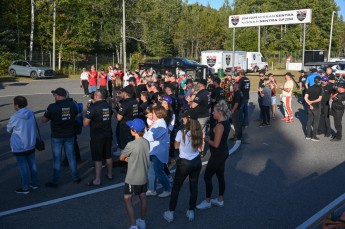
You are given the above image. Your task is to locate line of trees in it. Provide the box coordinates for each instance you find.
[0,0,344,74]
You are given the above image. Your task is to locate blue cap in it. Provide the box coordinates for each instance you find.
[126,118,146,132]
[162,95,173,104]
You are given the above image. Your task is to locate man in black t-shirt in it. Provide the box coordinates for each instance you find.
[191,78,210,131]
[318,77,333,137]
[330,80,345,141]
[305,77,323,141]
[231,82,243,141]
[237,70,250,127]
[257,70,266,121]
[298,70,307,104]
[115,85,140,151]
[147,81,160,105]
[326,67,336,86]
[210,77,225,129]
[84,89,113,186]
[165,83,179,117]
[42,87,80,187]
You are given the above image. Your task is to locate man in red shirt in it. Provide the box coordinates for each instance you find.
[89,65,98,93]
[99,68,108,91]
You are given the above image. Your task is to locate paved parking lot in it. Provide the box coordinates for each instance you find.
[0,78,345,228]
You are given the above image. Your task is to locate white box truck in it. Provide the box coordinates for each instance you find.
[246,52,268,72]
[201,50,247,74]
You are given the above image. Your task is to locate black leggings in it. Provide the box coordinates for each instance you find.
[204,152,228,198]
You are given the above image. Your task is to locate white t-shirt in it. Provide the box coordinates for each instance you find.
[80,72,89,80]
[175,130,199,160]
[283,80,294,97]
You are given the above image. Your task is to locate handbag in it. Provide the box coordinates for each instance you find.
[35,119,45,151]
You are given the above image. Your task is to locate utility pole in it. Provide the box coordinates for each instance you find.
[52,0,56,71]
[328,11,336,62]
[122,0,126,71]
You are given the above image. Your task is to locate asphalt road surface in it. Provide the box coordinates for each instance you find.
[0,78,345,229]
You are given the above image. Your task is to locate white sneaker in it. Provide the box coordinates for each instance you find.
[158,190,171,198]
[186,210,194,221]
[211,198,224,207]
[163,211,174,222]
[30,184,39,190]
[136,219,146,229]
[196,200,211,210]
[146,190,157,196]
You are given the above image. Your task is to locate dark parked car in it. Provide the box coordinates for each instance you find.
[8,60,54,79]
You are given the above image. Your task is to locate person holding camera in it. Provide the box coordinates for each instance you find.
[330,80,345,141]
[7,96,38,194]
[80,68,89,97]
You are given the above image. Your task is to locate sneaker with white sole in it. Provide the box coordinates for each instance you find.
[211,198,224,207]
[186,210,194,221]
[196,200,211,210]
[15,188,30,194]
[146,190,157,196]
[158,190,171,198]
[30,184,39,190]
[163,211,174,222]
[136,219,146,229]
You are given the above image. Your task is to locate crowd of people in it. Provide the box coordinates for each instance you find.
[6,64,345,229]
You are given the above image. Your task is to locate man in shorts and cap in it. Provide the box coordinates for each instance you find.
[42,87,81,187]
[120,118,150,229]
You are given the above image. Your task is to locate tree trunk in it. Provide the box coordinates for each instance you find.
[29,0,35,61]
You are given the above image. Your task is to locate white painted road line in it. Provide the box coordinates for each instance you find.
[0,160,210,218]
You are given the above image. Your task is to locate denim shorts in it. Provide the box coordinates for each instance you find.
[271,96,276,105]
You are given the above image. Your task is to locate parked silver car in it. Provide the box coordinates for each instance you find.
[8,60,54,79]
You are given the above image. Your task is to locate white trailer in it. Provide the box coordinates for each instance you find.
[201,50,247,74]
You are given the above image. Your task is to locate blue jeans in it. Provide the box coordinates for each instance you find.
[148,155,171,191]
[16,152,38,189]
[240,99,249,126]
[89,85,97,93]
[51,137,79,184]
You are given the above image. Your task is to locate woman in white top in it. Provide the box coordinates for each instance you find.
[80,68,89,97]
[163,109,203,222]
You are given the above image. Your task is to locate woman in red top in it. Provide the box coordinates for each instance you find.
[89,65,98,93]
[99,68,108,91]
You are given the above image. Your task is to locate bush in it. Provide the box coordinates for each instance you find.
[0,46,19,75]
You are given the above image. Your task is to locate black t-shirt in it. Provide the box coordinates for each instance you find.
[137,84,147,96]
[321,84,333,104]
[258,78,265,97]
[85,100,113,139]
[299,75,307,91]
[210,120,230,155]
[238,76,250,100]
[44,98,78,138]
[149,92,159,105]
[231,90,243,110]
[119,98,139,124]
[168,93,179,116]
[210,86,225,109]
[332,92,345,111]
[306,85,323,108]
[193,89,210,118]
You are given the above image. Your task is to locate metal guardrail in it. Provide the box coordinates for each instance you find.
[296,193,345,229]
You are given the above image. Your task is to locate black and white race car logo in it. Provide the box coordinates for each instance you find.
[207,56,216,67]
[226,55,231,66]
[253,54,256,61]
[297,10,307,22]
[231,16,240,26]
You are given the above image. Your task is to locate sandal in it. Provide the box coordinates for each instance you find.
[87,180,101,186]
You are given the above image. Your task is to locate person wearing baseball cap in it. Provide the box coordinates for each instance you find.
[330,80,345,141]
[210,77,225,129]
[99,68,108,91]
[120,118,150,229]
[163,108,203,222]
[306,68,319,89]
[237,69,250,127]
[43,87,81,187]
[298,69,307,104]
[318,76,333,137]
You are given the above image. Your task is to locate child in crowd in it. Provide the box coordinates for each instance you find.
[120,118,150,229]
[145,108,154,128]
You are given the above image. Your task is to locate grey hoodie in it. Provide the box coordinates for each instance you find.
[7,108,36,153]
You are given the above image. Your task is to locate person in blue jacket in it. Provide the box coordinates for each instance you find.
[7,96,38,194]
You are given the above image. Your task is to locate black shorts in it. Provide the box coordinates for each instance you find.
[90,138,112,161]
[124,183,147,195]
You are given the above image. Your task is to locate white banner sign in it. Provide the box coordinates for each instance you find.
[229,9,312,28]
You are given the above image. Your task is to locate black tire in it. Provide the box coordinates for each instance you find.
[10,69,16,77]
[30,71,38,80]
